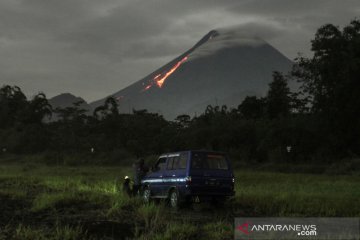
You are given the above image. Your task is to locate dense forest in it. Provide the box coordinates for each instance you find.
[1,20,360,165]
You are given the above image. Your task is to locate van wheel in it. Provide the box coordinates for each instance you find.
[169,190,179,209]
[143,187,151,204]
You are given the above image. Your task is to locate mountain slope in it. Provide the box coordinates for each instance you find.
[49,93,89,110]
[90,28,293,119]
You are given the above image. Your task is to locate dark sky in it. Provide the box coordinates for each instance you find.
[1,0,359,102]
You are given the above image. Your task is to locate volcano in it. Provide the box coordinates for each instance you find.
[90,28,293,119]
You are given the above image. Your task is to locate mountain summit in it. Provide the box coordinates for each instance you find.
[49,93,89,110]
[90,28,293,119]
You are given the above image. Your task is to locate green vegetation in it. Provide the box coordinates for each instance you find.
[0,159,359,239]
[1,20,360,165]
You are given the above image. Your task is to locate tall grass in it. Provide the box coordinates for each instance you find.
[233,171,360,216]
[11,223,88,240]
[0,160,359,239]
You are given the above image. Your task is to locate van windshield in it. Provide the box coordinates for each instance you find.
[191,152,229,170]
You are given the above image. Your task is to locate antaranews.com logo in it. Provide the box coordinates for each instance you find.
[234,218,359,240]
[237,221,317,237]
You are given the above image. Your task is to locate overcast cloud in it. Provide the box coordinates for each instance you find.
[0,0,359,102]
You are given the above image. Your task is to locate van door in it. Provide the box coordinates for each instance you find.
[148,157,167,197]
[162,152,189,196]
[162,156,177,196]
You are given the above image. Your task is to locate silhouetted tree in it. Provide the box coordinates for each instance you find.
[23,93,52,124]
[266,71,292,119]
[55,100,88,123]
[238,96,266,119]
[174,114,191,129]
[293,19,360,155]
[0,85,27,128]
[94,97,119,119]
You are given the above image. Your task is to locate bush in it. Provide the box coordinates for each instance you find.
[325,158,360,175]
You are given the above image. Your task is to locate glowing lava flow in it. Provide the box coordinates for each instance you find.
[142,56,188,91]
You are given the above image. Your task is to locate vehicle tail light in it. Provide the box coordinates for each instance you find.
[185,176,192,185]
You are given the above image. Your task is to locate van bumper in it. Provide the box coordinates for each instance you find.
[179,185,235,198]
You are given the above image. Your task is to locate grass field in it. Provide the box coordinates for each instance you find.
[0,157,359,239]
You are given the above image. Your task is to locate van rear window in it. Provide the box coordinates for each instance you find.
[191,153,228,170]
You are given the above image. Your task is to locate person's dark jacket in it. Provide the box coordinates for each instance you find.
[133,162,148,186]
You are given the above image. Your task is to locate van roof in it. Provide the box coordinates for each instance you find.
[159,150,227,158]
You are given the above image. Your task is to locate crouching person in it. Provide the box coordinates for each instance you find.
[122,176,132,197]
[132,158,149,196]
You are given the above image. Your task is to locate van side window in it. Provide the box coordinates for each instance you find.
[207,155,228,170]
[155,157,167,171]
[167,157,175,170]
[175,153,187,169]
[191,153,228,170]
[191,153,203,169]
[167,156,183,170]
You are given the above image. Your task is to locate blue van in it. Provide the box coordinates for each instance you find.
[141,150,235,208]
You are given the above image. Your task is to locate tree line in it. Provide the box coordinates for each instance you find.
[1,20,360,164]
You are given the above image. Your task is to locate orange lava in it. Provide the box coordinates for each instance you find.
[142,56,188,91]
